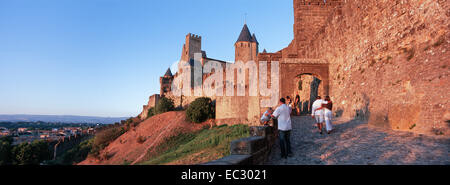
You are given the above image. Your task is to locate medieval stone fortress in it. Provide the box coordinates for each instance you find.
[140,0,449,136]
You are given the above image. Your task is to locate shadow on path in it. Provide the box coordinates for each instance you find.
[266,116,450,165]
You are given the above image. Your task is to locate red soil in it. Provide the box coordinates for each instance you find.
[79,111,210,165]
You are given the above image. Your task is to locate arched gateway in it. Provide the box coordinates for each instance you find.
[254,53,330,118]
[280,61,330,115]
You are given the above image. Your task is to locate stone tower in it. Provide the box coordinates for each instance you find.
[235,24,259,62]
[181,33,202,62]
[291,0,342,58]
[160,68,173,97]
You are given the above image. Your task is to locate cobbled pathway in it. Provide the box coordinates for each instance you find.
[266,116,450,165]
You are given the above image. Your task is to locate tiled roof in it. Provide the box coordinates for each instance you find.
[251,33,258,44]
[236,24,254,43]
[164,68,173,77]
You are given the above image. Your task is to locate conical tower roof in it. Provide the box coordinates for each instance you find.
[251,33,258,44]
[164,68,173,77]
[236,24,253,43]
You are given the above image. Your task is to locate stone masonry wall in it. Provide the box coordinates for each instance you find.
[204,125,277,165]
[138,94,160,120]
[316,0,449,135]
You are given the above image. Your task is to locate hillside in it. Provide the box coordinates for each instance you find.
[79,111,212,165]
[138,123,249,165]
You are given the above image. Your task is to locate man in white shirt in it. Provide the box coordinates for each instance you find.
[311,96,324,134]
[271,98,293,159]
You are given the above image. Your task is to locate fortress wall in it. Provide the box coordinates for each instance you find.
[285,0,343,58]
[317,0,449,135]
[139,94,160,120]
[216,96,261,126]
[165,59,229,109]
[49,134,93,160]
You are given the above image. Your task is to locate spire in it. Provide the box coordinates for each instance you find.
[236,24,253,43]
[164,68,173,77]
[244,13,247,25]
[251,33,258,44]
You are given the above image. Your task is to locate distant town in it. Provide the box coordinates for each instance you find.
[0,121,100,145]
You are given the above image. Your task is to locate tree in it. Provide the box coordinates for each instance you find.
[62,139,93,165]
[186,97,215,123]
[154,97,175,115]
[147,107,155,118]
[91,127,126,157]
[31,140,51,163]
[0,137,13,165]
[12,140,50,165]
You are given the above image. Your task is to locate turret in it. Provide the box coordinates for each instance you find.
[181,33,202,62]
[160,68,174,96]
[235,24,259,62]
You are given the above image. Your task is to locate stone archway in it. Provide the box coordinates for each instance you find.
[293,74,324,114]
[280,63,330,114]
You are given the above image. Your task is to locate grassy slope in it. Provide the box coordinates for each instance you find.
[139,124,249,165]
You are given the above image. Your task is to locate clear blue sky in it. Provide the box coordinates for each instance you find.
[0,0,294,117]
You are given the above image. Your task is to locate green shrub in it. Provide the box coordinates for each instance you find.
[147,107,155,118]
[122,160,131,165]
[186,97,215,123]
[89,117,143,158]
[91,127,126,157]
[11,140,50,165]
[154,97,175,115]
[0,137,13,165]
[126,117,133,124]
[124,117,141,130]
[62,138,93,164]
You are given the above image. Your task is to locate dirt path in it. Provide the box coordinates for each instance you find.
[266,116,450,165]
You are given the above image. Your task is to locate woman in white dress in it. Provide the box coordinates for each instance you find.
[321,96,334,134]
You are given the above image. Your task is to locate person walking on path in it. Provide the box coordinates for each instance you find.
[272,98,293,159]
[294,94,301,116]
[320,96,334,134]
[311,96,325,134]
[286,96,293,109]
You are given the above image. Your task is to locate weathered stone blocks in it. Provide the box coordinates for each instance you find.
[231,136,267,155]
[249,126,273,137]
[206,126,277,165]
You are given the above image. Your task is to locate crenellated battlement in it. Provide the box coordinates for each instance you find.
[181,33,202,62]
[187,33,202,41]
